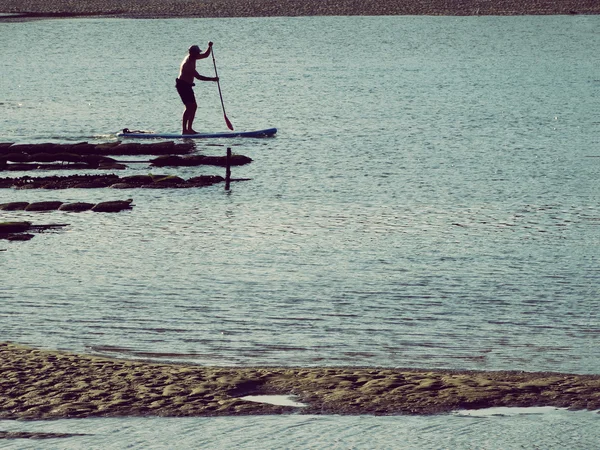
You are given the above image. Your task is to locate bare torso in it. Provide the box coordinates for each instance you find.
[178,56,197,84]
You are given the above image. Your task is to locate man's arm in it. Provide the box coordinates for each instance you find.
[195,73,219,82]
[196,41,214,60]
[194,42,217,82]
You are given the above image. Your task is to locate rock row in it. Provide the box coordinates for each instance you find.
[0,174,226,189]
[0,143,251,170]
[0,199,134,212]
[0,141,194,157]
[0,222,69,241]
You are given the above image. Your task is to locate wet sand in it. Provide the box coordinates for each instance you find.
[0,0,598,18]
[1,342,599,421]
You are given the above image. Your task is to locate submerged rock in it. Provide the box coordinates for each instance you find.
[5,144,35,155]
[58,202,95,212]
[0,221,35,240]
[25,201,64,211]
[0,221,32,233]
[98,162,127,170]
[187,175,226,186]
[0,200,134,213]
[153,175,186,184]
[0,152,123,171]
[0,202,29,211]
[0,221,68,241]
[1,233,35,241]
[121,175,154,184]
[150,154,252,167]
[91,199,134,213]
[3,152,30,162]
[109,183,138,189]
[0,141,195,157]
[0,173,227,189]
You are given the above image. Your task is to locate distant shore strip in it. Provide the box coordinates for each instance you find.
[1,342,599,420]
[0,0,598,19]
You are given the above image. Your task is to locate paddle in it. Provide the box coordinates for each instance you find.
[210,45,234,131]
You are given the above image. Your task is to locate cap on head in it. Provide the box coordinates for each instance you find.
[189,45,201,55]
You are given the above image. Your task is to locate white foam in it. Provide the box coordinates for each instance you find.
[454,406,566,417]
[240,395,307,408]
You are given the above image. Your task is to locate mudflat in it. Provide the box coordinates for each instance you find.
[0,0,598,18]
[1,342,599,420]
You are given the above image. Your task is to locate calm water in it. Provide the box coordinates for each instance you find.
[1,15,599,448]
[1,408,599,449]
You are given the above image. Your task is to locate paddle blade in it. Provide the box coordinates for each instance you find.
[225,115,234,131]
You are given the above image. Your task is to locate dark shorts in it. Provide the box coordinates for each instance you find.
[176,78,196,105]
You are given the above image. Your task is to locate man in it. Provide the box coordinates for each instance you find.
[176,43,219,135]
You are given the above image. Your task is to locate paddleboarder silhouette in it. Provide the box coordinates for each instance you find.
[176,42,219,135]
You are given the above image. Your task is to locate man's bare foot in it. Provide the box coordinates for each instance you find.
[182,129,199,135]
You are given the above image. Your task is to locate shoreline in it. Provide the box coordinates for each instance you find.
[0,0,598,19]
[1,342,599,420]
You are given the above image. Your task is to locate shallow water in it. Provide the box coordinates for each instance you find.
[1,14,599,448]
[3,15,599,373]
[1,408,599,449]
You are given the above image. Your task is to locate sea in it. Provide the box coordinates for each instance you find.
[0,14,599,449]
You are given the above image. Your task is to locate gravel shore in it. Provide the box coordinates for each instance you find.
[1,342,599,420]
[0,0,598,18]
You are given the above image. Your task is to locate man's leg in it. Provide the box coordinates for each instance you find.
[182,102,198,134]
[188,102,198,134]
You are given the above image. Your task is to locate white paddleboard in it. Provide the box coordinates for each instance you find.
[117,128,277,139]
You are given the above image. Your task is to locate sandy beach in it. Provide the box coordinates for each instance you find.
[0,0,598,18]
[1,342,599,421]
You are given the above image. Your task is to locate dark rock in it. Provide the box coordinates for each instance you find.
[150,154,252,167]
[80,154,110,168]
[144,141,194,155]
[70,143,97,154]
[109,183,136,189]
[145,141,176,153]
[2,233,35,241]
[148,174,170,180]
[4,152,30,162]
[203,154,253,166]
[108,143,143,155]
[94,142,121,154]
[0,177,18,188]
[0,221,32,233]
[40,183,64,189]
[59,202,95,212]
[72,181,109,188]
[55,153,84,163]
[108,141,194,156]
[98,162,127,170]
[0,142,15,153]
[0,173,229,189]
[153,175,186,184]
[31,143,60,154]
[6,144,35,154]
[187,175,225,186]
[25,201,64,211]
[30,153,58,163]
[0,202,29,211]
[1,162,91,171]
[91,199,133,213]
[149,155,184,167]
[121,175,154,184]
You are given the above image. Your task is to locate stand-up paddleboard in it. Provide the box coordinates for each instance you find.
[117,128,277,139]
